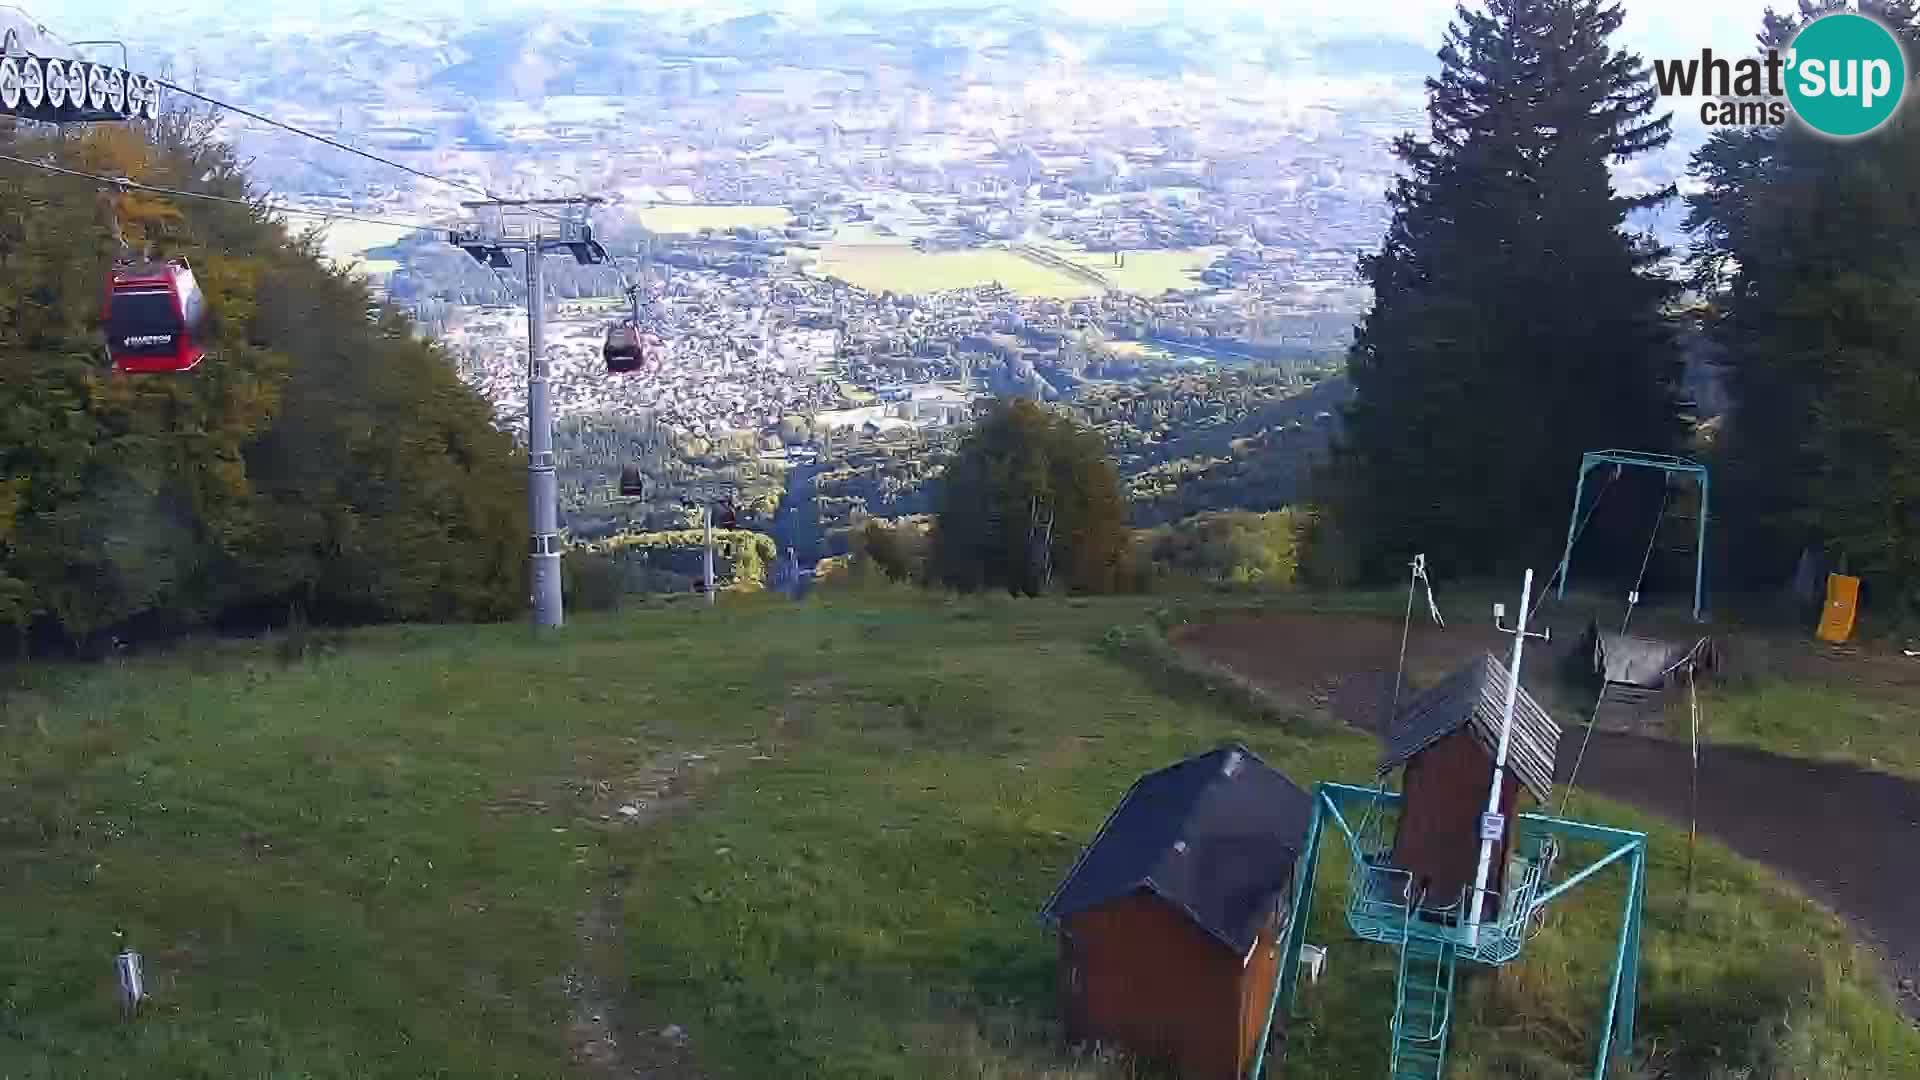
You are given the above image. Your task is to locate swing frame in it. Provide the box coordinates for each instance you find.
[1554,450,1710,622]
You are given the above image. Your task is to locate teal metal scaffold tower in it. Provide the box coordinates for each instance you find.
[1247,783,1648,1080]
[1247,568,1651,1080]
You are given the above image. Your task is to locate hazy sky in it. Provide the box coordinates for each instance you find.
[37,0,1777,63]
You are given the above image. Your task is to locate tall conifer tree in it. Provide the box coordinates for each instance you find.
[1321,0,1681,579]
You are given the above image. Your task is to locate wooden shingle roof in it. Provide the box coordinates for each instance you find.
[1378,653,1562,803]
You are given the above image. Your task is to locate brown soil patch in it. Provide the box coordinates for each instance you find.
[1171,611,1525,731]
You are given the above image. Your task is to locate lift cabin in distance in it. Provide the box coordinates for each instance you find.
[105,259,208,373]
[604,320,654,373]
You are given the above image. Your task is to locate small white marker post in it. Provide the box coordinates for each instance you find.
[113,939,144,1019]
[703,504,716,606]
[1466,568,1550,950]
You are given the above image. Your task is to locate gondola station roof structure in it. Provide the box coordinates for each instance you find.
[0,30,161,124]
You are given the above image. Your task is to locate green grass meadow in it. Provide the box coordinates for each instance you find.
[634,204,794,235]
[1045,245,1224,296]
[811,246,1100,299]
[1,591,1915,1078]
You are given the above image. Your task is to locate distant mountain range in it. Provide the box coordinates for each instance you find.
[46,2,1701,253]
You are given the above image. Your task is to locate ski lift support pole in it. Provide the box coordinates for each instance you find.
[448,197,609,630]
[1466,568,1551,949]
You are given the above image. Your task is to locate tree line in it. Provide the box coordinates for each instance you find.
[1688,1,1920,617]
[0,117,527,655]
[905,0,1917,621]
[1300,0,1920,621]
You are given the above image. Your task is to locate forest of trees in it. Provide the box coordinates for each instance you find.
[1688,0,1920,617]
[0,116,527,654]
[1138,510,1298,588]
[554,412,785,539]
[10,0,1918,643]
[1308,0,1920,619]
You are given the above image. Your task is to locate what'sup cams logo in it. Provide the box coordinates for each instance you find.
[1653,11,1908,137]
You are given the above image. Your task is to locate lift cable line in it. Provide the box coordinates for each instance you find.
[1556,483,1675,818]
[3,0,573,223]
[0,152,452,232]
[136,75,606,226]
[1389,551,1445,722]
[138,76,570,221]
[1525,462,1622,618]
[1350,549,1449,897]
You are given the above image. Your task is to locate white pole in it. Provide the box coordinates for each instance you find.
[703,504,716,606]
[1390,554,1421,719]
[526,243,564,629]
[1467,567,1534,947]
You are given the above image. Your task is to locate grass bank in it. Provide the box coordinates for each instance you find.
[1,592,1914,1078]
[1649,678,1920,782]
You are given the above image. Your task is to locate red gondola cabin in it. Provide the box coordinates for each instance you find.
[604,321,651,373]
[1377,653,1563,916]
[1041,744,1312,1080]
[105,259,208,374]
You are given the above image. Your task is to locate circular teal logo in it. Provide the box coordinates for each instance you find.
[1788,13,1908,137]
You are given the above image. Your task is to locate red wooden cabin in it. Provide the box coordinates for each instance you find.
[1378,653,1562,915]
[1041,744,1312,1080]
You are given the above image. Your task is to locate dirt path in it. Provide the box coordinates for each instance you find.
[1175,611,1920,1019]
[1558,732,1920,1011]
[560,749,711,1080]
[542,742,777,1080]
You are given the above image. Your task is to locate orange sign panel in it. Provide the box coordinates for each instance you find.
[1816,574,1860,644]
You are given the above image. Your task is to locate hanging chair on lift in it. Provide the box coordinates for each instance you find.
[104,258,208,373]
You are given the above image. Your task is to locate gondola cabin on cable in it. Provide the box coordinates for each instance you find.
[1040,744,1313,1080]
[1376,653,1562,917]
[618,466,645,498]
[603,321,652,373]
[104,259,208,374]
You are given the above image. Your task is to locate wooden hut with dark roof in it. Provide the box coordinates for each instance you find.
[1379,653,1563,915]
[1040,744,1313,1080]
